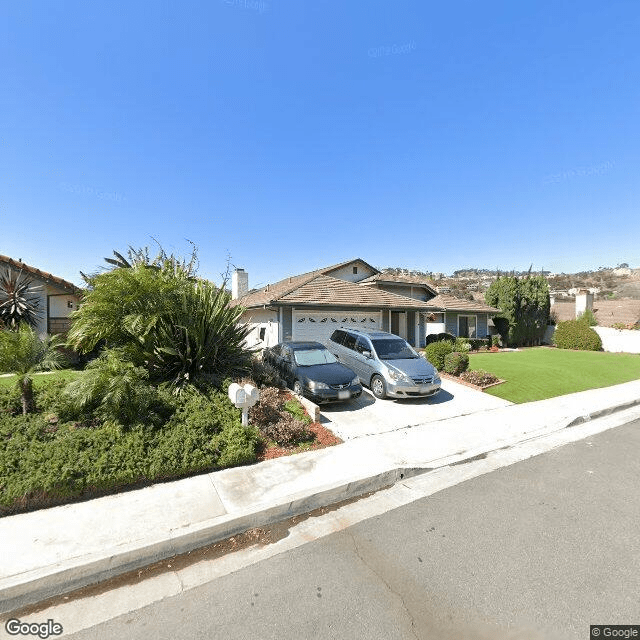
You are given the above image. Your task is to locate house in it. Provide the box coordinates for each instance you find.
[0,255,82,336]
[551,291,640,329]
[230,258,501,349]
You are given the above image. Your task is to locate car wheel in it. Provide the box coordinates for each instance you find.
[370,374,387,399]
[293,380,304,396]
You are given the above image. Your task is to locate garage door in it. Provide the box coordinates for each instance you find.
[292,311,382,344]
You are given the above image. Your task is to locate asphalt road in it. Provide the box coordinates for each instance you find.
[67,418,640,640]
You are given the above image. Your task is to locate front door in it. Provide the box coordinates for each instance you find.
[391,311,408,340]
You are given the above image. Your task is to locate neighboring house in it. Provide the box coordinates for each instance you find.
[551,291,640,328]
[230,258,500,349]
[0,255,82,336]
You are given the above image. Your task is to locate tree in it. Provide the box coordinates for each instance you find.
[0,268,42,329]
[68,246,251,392]
[0,324,67,414]
[485,275,550,347]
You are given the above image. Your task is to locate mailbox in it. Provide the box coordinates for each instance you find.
[228,383,260,425]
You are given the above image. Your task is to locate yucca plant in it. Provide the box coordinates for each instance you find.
[125,279,252,392]
[0,268,42,329]
[0,323,67,414]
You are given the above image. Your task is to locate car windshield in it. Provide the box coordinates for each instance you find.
[294,348,338,366]
[371,339,419,360]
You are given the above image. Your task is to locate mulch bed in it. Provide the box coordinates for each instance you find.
[255,389,342,462]
[439,371,506,392]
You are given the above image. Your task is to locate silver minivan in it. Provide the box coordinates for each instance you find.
[326,328,441,400]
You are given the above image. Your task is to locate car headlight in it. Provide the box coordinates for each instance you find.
[433,373,441,383]
[351,376,360,386]
[386,368,411,384]
[309,380,329,390]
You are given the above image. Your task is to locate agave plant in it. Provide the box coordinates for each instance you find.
[0,268,42,329]
[0,323,67,414]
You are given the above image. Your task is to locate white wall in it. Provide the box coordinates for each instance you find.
[325,262,376,282]
[241,309,280,349]
[544,325,640,353]
[594,327,640,354]
[49,293,78,317]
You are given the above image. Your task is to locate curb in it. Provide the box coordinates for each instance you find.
[2,395,638,614]
[0,466,424,614]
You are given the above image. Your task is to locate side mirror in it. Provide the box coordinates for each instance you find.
[362,350,372,358]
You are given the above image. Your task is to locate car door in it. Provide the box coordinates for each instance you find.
[351,335,375,383]
[337,331,359,376]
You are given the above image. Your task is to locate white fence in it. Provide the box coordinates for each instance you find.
[544,325,640,354]
[594,327,640,354]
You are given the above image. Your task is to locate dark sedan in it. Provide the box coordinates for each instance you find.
[263,341,362,403]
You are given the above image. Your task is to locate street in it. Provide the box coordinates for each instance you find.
[62,418,640,640]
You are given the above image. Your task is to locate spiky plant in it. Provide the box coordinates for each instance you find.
[0,268,42,329]
[0,324,67,414]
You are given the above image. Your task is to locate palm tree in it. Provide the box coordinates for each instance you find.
[0,324,67,414]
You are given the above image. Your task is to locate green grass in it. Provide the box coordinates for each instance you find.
[0,369,83,388]
[469,348,640,403]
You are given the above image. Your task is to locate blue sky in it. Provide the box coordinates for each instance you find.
[1,1,638,288]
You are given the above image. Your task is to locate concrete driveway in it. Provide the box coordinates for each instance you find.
[320,377,512,440]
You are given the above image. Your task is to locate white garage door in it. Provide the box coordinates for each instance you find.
[292,310,382,344]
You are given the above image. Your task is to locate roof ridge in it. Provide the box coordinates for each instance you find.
[0,254,80,292]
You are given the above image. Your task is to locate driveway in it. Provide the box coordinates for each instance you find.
[320,378,512,440]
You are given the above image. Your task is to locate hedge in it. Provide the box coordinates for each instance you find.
[553,320,602,351]
[424,340,454,370]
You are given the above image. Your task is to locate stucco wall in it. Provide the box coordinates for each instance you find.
[594,327,640,353]
[376,283,429,301]
[241,309,280,349]
[325,262,377,283]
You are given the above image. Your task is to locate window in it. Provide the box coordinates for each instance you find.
[259,327,266,341]
[294,348,338,366]
[355,336,371,354]
[342,332,357,350]
[353,266,358,274]
[330,329,346,345]
[458,315,477,338]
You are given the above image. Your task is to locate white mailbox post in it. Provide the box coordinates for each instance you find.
[228,383,260,426]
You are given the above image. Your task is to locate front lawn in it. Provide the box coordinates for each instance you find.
[0,369,83,388]
[469,348,640,403]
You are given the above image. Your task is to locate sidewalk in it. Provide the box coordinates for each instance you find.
[2,379,640,614]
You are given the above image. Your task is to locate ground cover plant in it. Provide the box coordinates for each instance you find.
[469,348,640,403]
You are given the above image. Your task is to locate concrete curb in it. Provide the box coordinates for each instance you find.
[2,394,638,614]
[0,467,424,614]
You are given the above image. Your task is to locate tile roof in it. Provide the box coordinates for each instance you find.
[552,299,640,327]
[359,272,437,287]
[0,255,81,294]
[278,275,433,308]
[423,294,501,313]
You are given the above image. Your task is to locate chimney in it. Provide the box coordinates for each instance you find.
[232,268,248,300]
[575,289,593,318]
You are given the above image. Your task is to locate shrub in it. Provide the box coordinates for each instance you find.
[453,337,471,353]
[577,309,598,326]
[553,320,602,351]
[0,383,21,415]
[283,398,312,424]
[59,349,174,428]
[459,370,500,387]
[261,412,312,447]
[444,351,469,376]
[249,386,283,426]
[491,335,501,348]
[424,340,454,370]
[468,338,489,351]
[250,355,285,388]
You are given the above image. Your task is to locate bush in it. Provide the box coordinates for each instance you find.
[424,340,454,370]
[453,337,471,353]
[491,335,501,348]
[553,320,602,351]
[261,412,312,447]
[0,385,259,515]
[251,355,285,388]
[459,370,500,387]
[444,352,469,376]
[577,309,598,326]
[248,386,312,446]
[468,338,489,351]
